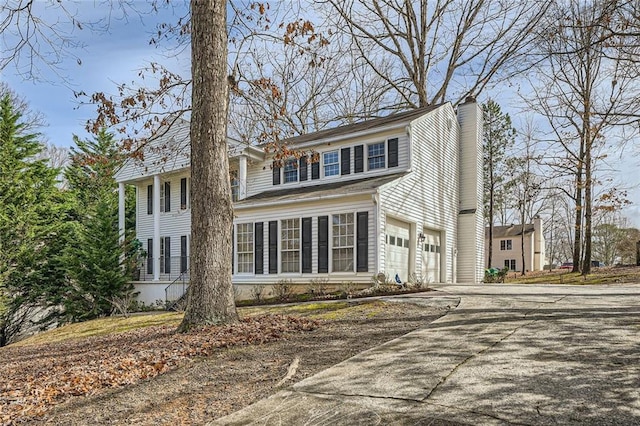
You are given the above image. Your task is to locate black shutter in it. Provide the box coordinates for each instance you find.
[299,156,308,181]
[180,178,187,209]
[302,217,312,273]
[255,222,264,274]
[311,162,320,180]
[354,145,364,173]
[388,138,399,168]
[357,212,369,272]
[268,221,278,274]
[147,185,153,215]
[272,164,281,185]
[180,235,188,273]
[318,216,329,273]
[147,238,153,274]
[341,147,351,175]
[164,182,171,212]
[164,237,171,273]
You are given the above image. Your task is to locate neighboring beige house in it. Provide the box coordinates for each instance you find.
[115,99,485,305]
[485,217,545,272]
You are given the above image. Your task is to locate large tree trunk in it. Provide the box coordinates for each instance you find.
[178,0,238,332]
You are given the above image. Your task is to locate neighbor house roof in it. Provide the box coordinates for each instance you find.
[486,224,535,239]
[234,172,407,208]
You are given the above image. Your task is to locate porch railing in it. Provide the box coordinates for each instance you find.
[134,256,190,281]
[165,270,190,311]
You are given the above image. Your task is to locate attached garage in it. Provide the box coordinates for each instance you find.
[422,229,441,283]
[385,217,411,282]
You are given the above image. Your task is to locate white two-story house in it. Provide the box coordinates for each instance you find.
[115,98,485,304]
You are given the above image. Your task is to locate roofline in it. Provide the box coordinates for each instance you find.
[261,105,445,150]
[233,188,378,210]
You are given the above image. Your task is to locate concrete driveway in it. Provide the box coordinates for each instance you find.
[212,284,640,425]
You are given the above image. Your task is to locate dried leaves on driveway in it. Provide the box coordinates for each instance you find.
[0,315,317,425]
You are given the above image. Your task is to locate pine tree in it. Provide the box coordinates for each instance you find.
[63,129,136,321]
[0,93,71,345]
[482,100,516,269]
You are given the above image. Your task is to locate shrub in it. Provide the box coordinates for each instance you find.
[338,281,358,297]
[307,277,329,296]
[273,279,294,302]
[251,285,266,303]
[408,273,429,290]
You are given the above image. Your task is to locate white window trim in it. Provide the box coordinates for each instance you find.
[280,218,301,273]
[236,223,254,274]
[323,150,340,179]
[330,212,355,273]
[283,160,299,184]
[367,141,386,171]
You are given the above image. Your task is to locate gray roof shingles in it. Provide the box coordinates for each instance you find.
[235,172,407,206]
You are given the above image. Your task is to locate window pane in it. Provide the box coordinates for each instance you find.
[284,160,298,183]
[332,213,354,272]
[368,142,385,170]
[236,223,254,273]
[324,151,339,176]
[280,218,300,273]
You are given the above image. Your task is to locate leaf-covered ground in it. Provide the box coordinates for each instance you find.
[1,300,450,425]
[0,315,317,425]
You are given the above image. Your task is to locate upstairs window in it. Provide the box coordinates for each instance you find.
[160,181,170,212]
[323,151,339,177]
[500,239,513,250]
[180,178,189,210]
[368,142,385,170]
[283,160,298,183]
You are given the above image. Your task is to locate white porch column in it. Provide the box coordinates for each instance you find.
[239,155,247,200]
[118,182,126,244]
[153,174,161,281]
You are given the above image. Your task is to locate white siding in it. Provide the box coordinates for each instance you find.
[246,131,411,199]
[115,120,191,183]
[233,195,375,285]
[379,104,459,283]
[456,100,484,283]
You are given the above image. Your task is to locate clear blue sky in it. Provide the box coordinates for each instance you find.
[2,1,639,226]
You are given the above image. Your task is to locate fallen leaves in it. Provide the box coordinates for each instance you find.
[0,315,318,425]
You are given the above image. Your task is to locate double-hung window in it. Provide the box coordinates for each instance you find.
[368,142,385,170]
[160,181,170,212]
[236,223,254,273]
[283,160,298,183]
[323,151,339,177]
[280,218,300,272]
[500,239,512,250]
[504,259,516,270]
[332,213,354,272]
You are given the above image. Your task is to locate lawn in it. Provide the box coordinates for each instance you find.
[505,265,640,285]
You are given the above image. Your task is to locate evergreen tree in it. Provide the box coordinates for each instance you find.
[483,100,516,269]
[63,129,136,322]
[0,93,71,345]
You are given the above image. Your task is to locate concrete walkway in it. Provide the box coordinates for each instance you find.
[212,284,640,425]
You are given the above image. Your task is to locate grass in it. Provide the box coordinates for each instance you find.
[505,265,640,285]
[13,299,377,347]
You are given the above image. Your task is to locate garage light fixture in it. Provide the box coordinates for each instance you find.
[418,232,426,244]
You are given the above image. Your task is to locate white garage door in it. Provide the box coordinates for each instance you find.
[386,218,411,282]
[422,229,441,283]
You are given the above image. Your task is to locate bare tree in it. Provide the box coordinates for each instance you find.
[319,0,552,110]
[524,0,640,274]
